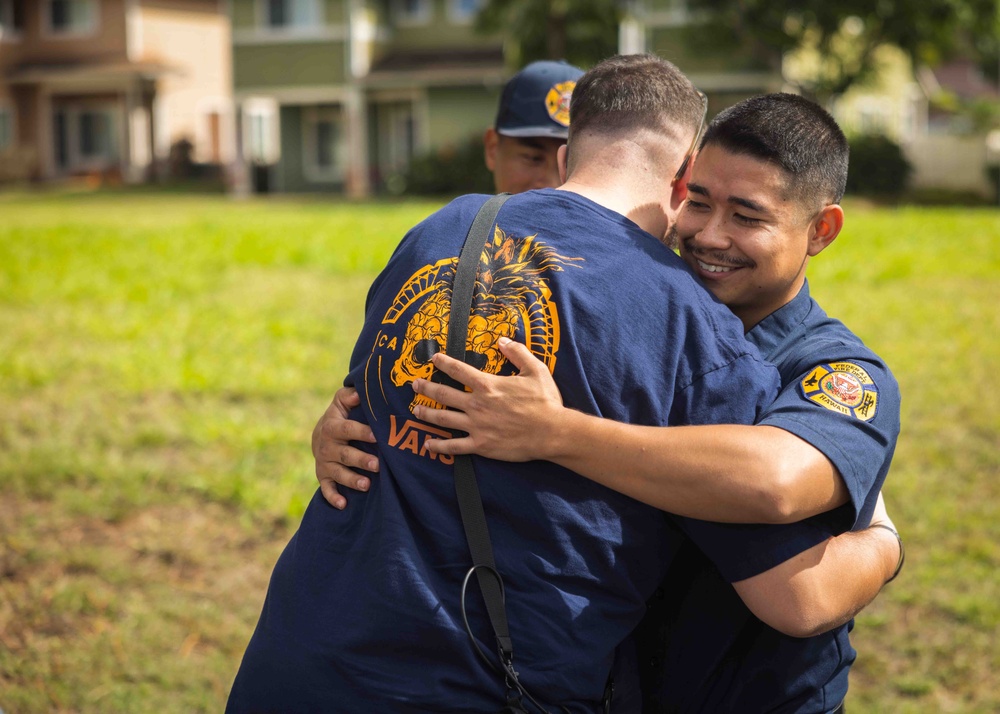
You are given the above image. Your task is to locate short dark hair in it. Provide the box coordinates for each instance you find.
[701,93,849,206]
[568,54,703,144]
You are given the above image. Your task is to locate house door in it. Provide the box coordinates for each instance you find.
[54,109,69,170]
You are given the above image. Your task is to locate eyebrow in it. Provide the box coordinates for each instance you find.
[687,182,771,215]
[731,196,769,214]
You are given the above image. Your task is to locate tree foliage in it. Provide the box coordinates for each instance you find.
[694,0,1000,100]
[474,0,621,70]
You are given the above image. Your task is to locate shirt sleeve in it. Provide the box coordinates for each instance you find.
[759,356,901,529]
[673,356,902,583]
[671,515,838,583]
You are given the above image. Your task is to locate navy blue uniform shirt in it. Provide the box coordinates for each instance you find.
[226,190,781,714]
[640,281,901,714]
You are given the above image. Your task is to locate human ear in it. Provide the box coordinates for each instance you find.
[557,144,568,184]
[484,129,499,172]
[669,152,694,209]
[808,204,844,257]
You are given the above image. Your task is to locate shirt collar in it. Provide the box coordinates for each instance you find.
[745,280,813,354]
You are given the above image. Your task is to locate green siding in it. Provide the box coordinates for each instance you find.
[234,42,346,89]
[387,0,500,50]
[425,86,499,150]
[324,0,346,24]
[232,0,346,28]
[390,24,484,50]
[232,0,256,29]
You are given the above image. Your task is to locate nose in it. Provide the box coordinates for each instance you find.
[689,213,731,251]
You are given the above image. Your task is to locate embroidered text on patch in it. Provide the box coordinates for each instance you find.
[799,361,879,421]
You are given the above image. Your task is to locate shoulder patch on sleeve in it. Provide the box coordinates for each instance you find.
[799,361,879,421]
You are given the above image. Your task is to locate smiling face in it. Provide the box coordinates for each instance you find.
[675,143,843,330]
[484,130,565,194]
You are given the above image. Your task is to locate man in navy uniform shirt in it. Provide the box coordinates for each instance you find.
[310,59,582,512]
[484,60,584,196]
[228,55,787,713]
[396,95,903,712]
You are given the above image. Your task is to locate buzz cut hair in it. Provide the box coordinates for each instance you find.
[701,93,850,207]
[568,54,704,145]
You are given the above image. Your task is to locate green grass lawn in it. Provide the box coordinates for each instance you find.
[1,191,998,712]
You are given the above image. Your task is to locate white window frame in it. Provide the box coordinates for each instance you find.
[257,0,324,33]
[53,101,120,172]
[0,102,15,151]
[77,107,115,162]
[392,0,431,27]
[42,0,100,39]
[242,97,281,165]
[302,105,345,183]
[376,100,417,176]
[447,0,482,24]
[0,0,23,42]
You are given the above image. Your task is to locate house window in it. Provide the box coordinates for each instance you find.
[379,101,416,174]
[448,0,482,23]
[79,110,113,160]
[0,0,25,40]
[393,0,430,26]
[303,107,344,182]
[0,106,13,150]
[263,0,320,29]
[243,99,280,165]
[52,104,118,171]
[46,0,97,36]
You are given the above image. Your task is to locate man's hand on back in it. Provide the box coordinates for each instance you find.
[412,337,566,462]
[312,386,379,509]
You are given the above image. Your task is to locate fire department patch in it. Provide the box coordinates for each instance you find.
[545,81,575,127]
[799,361,879,421]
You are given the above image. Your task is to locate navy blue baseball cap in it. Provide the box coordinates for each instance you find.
[495,60,585,140]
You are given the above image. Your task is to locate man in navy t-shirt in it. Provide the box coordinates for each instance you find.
[395,96,902,713]
[227,55,783,713]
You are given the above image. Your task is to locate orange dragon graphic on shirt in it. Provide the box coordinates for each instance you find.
[362,224,583,417]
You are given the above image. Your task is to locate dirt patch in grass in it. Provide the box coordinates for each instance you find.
[0,493,294,713]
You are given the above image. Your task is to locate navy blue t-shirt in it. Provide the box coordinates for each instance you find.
[226,190,780,714]
[641,281,901,713]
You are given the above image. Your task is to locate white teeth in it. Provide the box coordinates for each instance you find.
[697,259,735,274]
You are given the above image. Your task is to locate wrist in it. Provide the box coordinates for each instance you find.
[542,406,583,463]
[869,523,905,584]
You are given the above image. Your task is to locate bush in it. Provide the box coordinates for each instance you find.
[846,134,912,198]
[400,137,494,196]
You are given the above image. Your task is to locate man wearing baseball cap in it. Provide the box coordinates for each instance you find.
[484,60,584,194]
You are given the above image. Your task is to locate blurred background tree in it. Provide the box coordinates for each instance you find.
[475,0,622,69]
[691,0,1000,102]
[475,1,998,102]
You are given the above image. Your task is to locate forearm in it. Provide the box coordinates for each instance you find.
[545,411,848,523]
[733,525,900,638]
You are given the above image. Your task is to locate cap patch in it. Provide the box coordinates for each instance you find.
[799,361,879,421]
[545,81,575,127]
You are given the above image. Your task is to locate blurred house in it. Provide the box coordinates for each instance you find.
[0,0,232,183]
[230,0,504,196]
[830,51,999,199]
[625,2,999,199]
